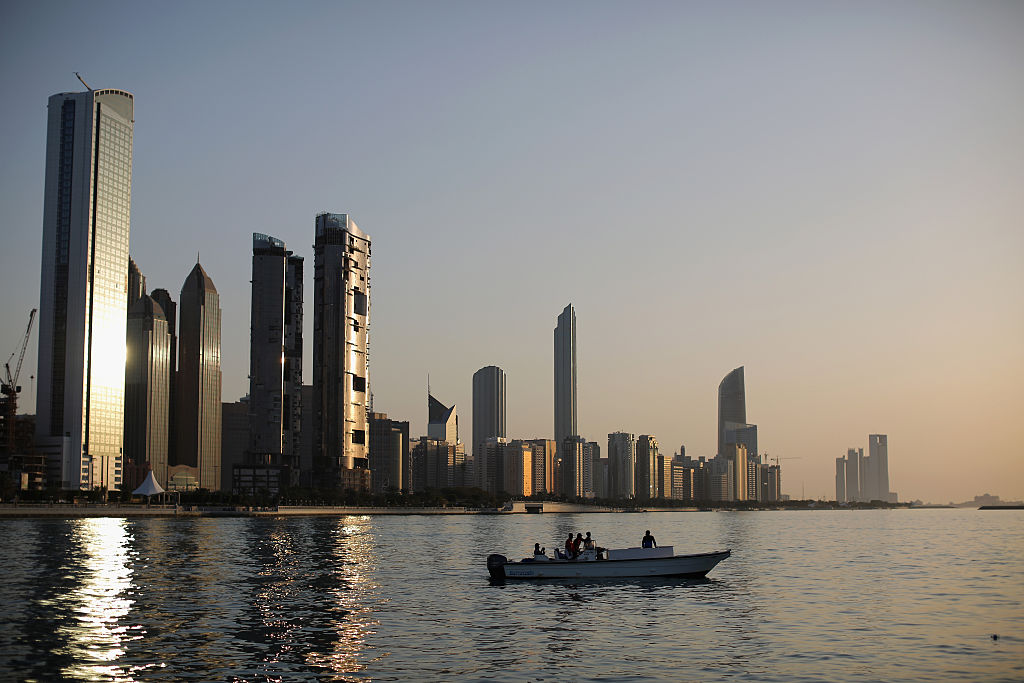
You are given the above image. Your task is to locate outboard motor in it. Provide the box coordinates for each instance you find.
[487,554,508,580]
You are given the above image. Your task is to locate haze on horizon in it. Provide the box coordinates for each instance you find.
[1,1,1021,504]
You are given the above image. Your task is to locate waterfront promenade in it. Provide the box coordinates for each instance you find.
[0,501,649,518]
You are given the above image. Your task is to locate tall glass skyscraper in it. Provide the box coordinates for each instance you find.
[176,262,222,490]
[249,233,303,485]
[472,365,506,460]
[717,366,746,458]
[36,88,134,491]
[607,431,635,500]
[124,295,171,486]
[312,213,371,491]
[553,304,577,446]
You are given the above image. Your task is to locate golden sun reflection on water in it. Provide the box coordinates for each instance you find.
[305,515,380,681]
[56,518,139,682]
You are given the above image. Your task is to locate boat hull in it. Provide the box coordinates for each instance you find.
[487,550,730,580]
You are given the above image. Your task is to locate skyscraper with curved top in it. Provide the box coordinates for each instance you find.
[554,304,577,446]
[472,365,506,459]
[718,366,746,458]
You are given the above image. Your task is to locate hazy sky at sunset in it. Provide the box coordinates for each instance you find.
[1,1,1021,503]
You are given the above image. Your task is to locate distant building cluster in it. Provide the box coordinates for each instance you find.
[0,85,891,503]
[835,435,896,503]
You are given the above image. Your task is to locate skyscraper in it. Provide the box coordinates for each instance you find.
[368,412,409,493]
[835,456,847,502]
[635,435,659,501]
[150,288,178,463]
[717,366,746,458]
[248,233,303,484]
[176,262,222,490]
[428,392,459,444]
[868,434,891,502]
[837,437,895,503]
[845,447,862,501]
[472,365,506,461]
[553,304,577,446]
[36,87,134,491]
[127,257,146,306]
[312,213,371,491]
[124,295,170,487]
[608,431,635,500]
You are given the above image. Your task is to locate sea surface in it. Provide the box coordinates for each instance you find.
[0,509,1021,682]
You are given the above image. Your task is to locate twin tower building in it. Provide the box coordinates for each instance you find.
[35,87,371,492]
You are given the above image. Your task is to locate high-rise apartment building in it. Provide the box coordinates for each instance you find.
[472,365,506,461]
[722,443,748,501]
[368,412,410,493]
[36,87,134,491]
[561,435,587,499]
[868,434,892,502]
[124,295,171,487]
[554,304,577,446]
[608,431,635,500]
[312,213,371,491]
[835,456,847,502]
[248,233,303,484]
[150,288,178,463]
[526,438,556,495]
[411,437,464,491]
[717,366,746,457]
[837,436,895,503]
[504,440,533,497]
[635,435,659,500]
[176,262,222,490]
[844,447,862,501]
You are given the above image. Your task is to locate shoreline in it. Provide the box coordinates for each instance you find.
[0,501,979,519]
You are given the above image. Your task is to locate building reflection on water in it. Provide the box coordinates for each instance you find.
[56,518,138,682]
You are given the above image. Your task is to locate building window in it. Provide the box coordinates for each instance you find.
[352,429,365,445]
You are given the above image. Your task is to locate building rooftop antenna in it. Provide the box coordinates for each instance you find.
[74,72,93,91]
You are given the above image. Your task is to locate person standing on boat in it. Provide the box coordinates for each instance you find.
[565,533,576,559]
[642,530,657,548]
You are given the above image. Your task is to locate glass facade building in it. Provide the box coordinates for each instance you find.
[472,365,506,462]
[36,88,134,490]
[176,263,222,490]
[248,233,303,485]
[312,213,371,489]
[124,295,171,486]
[717,366,746,458]
[553,304,577,446]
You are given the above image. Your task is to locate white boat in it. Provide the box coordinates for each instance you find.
[486,545,730,580]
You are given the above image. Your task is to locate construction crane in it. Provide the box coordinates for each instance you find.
[765,454,801,467]
[2,308,37,456]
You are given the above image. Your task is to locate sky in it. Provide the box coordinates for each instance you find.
[1,1,1022,504]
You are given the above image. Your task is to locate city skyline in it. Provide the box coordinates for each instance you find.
[2,2,1022,502]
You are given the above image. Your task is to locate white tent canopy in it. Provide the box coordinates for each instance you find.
[133,471,166,496]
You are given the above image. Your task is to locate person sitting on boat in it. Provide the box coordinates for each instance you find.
[534,543,546,556]
[583,532,595,550]
[642,530,657,548]
[565,533,576,560]
[573,533,584,557]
